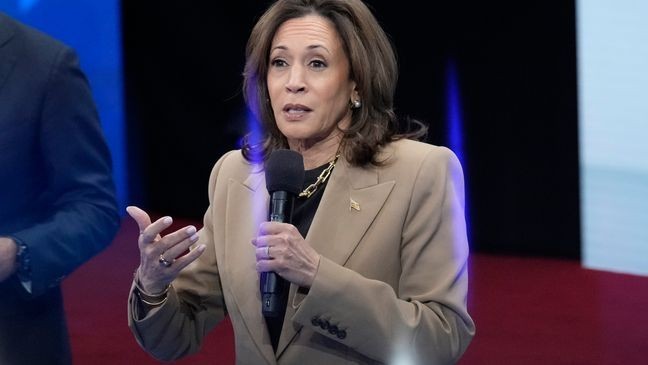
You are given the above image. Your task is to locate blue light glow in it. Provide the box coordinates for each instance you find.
[446,59,471,242]
[243,108,265,163]
[18,0,39,12]
[446,60,464,164]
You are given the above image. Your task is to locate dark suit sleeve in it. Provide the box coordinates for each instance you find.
[11,46,119,297]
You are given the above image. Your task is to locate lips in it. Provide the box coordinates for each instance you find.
[282,104,312,121]
[283,104,312,113]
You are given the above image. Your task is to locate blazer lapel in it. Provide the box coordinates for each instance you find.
[224,168,277,365]
[276,158,396,357]
[307,158,395,266]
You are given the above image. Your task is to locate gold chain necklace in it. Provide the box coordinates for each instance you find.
[299,154,340,198]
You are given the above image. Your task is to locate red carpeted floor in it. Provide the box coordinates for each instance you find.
[63,218,648,364]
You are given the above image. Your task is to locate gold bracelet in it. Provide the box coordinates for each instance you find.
[136,286,169,305]
[133,270,170,298]
[137,290,168,306]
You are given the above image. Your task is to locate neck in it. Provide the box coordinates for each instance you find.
[288,131,342,170]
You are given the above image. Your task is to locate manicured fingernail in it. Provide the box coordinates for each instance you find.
[186,226,196,235]
[190,233,199,241]
[198,244,206,252]
[163,216,172,224]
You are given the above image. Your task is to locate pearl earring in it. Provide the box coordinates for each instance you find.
[351,100,362,109]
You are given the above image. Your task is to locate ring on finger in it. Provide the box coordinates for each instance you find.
[266,245,272,259]
[159,254,174,267]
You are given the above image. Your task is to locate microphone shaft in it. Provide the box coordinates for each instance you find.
[261,190,294,317]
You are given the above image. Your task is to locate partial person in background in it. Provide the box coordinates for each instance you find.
[0,12,120,365]
[127,0,474,364]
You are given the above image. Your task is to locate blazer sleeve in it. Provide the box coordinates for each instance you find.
[127,152,233,361]
[292,147,475,364]
[10,46,119,296]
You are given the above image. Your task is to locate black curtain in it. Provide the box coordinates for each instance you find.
[123,0,579,259]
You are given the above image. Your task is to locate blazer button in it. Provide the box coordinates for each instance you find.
[328,325,338,336]
[337,330,347,339]
[320,320,329,330]
[311,316,321,327]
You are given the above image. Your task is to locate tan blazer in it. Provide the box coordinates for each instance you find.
[128,139,475,365]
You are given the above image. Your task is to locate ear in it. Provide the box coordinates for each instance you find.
[350,81,359,102]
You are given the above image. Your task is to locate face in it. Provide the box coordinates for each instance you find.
[267,15,357,150]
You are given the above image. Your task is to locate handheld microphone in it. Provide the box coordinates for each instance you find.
[261,149,304,318]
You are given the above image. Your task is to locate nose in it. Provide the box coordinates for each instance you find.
[285,65,306,93]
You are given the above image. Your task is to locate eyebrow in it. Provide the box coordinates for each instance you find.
[270,44,331,55]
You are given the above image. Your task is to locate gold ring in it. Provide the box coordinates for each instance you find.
[266,246,272,259]
[159,255,173,267]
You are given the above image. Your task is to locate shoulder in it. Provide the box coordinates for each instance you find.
[372,139,465,209]
[0,13,69,61]
[208,150,262,183]
[378,139,462,177]
[214,149,260,174]
[205,150,264,202]
[0,13,78,101]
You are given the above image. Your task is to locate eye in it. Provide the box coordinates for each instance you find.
[270,58,288,67]
[309,59,327,69]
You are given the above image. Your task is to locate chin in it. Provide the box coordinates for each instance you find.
[277,124,315,141]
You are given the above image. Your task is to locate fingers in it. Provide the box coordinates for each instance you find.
[126,205,173,245]
[253,241,277,261]
[253,242,280,274]
[252,236,279,259]
[252,222,319,287]
[140,224,197,262]
[257,221,296,236]
[137,242,207,293]
[251,235,270,249]
[253,222,297,251]
[253,222,300,252]
[140,216,173,244]
[251,235,277,274]
[128,205,209,291]
[255,258,278,274]
[126,206,152,233]
[138,233,207,290]
[172,244,206,272]
[161,226,199,260]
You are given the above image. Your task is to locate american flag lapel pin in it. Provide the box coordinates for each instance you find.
[350,198,360,211]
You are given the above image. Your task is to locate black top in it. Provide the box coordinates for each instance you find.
[266,162,331,352]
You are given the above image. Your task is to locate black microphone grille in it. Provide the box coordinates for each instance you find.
[265,149,305,194]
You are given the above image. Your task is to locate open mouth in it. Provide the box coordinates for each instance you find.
[282,104,312,121]
[283,104,312,113]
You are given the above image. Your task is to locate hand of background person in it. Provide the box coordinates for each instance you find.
[126,206,205,294]
[252,222,321,288]
[0,237,18,283]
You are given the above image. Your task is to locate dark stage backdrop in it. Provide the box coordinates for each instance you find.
[122,1,580,259]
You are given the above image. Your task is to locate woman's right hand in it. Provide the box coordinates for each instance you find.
[126,206,205,294]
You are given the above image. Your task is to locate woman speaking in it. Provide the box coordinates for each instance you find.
[126,0,475,364]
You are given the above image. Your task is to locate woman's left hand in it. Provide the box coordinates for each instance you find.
[252,222,320,288]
